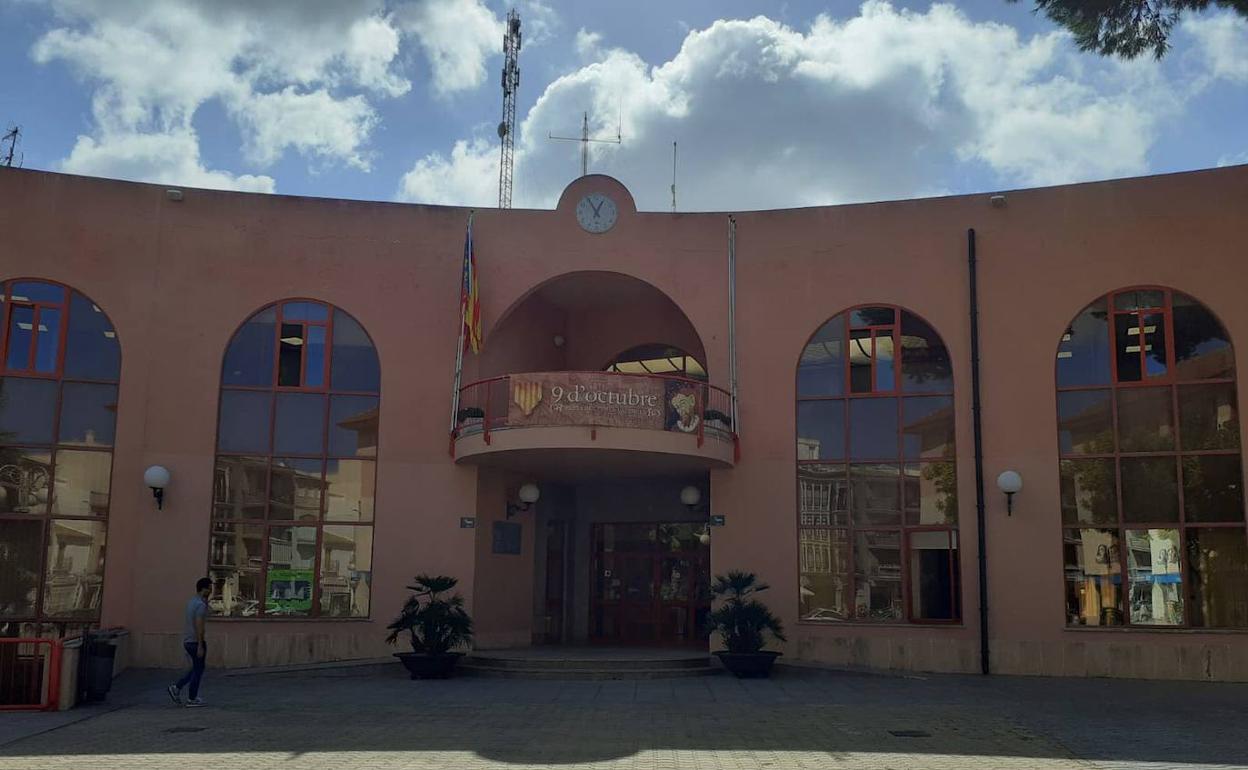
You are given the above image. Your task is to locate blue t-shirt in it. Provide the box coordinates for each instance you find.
[183,596,208,644]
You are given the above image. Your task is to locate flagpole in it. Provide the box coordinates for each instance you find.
[450,211,473,439]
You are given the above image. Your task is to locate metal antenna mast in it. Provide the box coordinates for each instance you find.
[497,9,521,208]
[1,126,20,168]
[549,111,620,178]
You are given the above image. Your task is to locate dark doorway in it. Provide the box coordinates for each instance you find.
[590,523,710,646]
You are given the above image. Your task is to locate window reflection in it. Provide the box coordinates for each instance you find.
[797,400,844,461]
[799,528,849,621]
[1121,457,1179,522]
[214,301,380,618]
[1178,383,1238,450]
[331,310,381,393]
[0,281,120,626]
[58,383,118,446]
[324,460,376,522]
[42,519,106,618]
[1188,528,1248,628]
[1173,293,1233,380]
[1059,459,1116,525]
[0,448,51,514]
[902,396,954,459]
[797,317,844,397]
[222,307,275,387]
[320,525,372,618]
[1057,287,1246,629]
[0,519,43,617]
[796,305,958,624]
[853,531,902,622]
[1064,528,1124,626]
[1056,299,1111,388]
[1057,390,1113,455]
[0,377,58,444]
[849,398,898,460]
[274,393,326,455]
[798,464,849,527]
[1117,387,1173,452]
[850,464,901,525]
[50,450,111,516]
[1126,528,1183,626]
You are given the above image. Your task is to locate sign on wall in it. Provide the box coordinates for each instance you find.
[508,372,702,433]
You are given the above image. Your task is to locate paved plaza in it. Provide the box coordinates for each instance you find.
[2,662,1247,770]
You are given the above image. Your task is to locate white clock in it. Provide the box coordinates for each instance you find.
[576,193,618,233]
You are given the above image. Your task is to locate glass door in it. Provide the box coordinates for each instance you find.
[591,523,709,646]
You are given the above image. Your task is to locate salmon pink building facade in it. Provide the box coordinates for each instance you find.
[1,164,1247,682]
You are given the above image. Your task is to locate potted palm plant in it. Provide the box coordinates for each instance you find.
[385,574,473,679]
[708,570,786,678]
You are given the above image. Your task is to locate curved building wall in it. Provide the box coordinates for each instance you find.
[1,165,1246,679]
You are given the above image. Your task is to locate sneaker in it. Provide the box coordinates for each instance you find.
[166,684,182,706]
[184,698,206,708]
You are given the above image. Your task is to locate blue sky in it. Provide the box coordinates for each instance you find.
[1,0,1245,211]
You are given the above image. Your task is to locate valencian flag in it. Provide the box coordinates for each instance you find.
[461,215,483,354]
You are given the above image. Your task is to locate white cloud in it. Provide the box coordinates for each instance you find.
[397,1,1207,211]
[574,28,605,62]
[398,137,499,205]
[521,0,560,48]
[61,130,275,193]
[1182,11,1248,82]
[29,0,499,189]
[395,0,501,96]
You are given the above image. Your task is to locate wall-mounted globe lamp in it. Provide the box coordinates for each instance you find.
[997,470,1023,515]
[144,465,171,510]
[506,482,540,518]
[680,485,701,511]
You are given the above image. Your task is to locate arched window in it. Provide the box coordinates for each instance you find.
[605,344,706,380]
[795,306,959,623]
[1057,288,1247,628]
[0,279,120,631]
[211,300,380,619]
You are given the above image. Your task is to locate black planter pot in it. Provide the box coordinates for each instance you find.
[394,652,464,680]
[714,650,782,679]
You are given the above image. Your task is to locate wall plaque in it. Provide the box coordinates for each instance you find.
[493,521,522,555]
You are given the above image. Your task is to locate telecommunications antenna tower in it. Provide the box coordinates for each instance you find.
[497,9,521,209]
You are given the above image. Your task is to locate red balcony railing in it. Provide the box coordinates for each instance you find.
[0,638,64,711]
[452,371,737,460]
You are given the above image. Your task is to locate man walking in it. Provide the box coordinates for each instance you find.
[167,577,211,707]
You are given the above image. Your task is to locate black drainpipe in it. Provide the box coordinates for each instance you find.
[968,227,990,676]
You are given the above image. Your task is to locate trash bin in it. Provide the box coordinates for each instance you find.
[81,632,119,702]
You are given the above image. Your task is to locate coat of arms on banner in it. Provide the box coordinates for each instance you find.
[513,379,543,416]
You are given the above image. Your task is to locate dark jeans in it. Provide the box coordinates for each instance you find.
[175,641,206,700]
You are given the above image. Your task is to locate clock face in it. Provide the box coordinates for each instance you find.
[576,193,618,233]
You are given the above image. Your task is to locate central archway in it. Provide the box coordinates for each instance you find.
[478,271,707,380]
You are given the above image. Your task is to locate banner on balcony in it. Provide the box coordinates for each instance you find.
[508,372,702,433]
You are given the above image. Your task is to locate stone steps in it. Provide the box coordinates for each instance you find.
[460,651,722,680]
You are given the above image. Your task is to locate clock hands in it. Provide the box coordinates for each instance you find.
[589,197,604,217]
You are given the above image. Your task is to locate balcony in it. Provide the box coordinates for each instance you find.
[451,371,737,473]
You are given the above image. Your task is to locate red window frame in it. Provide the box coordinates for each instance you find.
[1,281,70,378]
[211,299,380,620]
[1056,286,1245,629]
[796,305,961,625]
[0,278,119,631]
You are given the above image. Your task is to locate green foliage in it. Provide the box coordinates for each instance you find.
[1012,1,1248,60]
[707,570,786,654]
[385,574,474,655]
[921,463,959,524]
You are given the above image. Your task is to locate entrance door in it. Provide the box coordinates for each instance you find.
[590,523,710,646]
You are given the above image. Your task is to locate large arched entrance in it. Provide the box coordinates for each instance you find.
[455,272,730,648]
